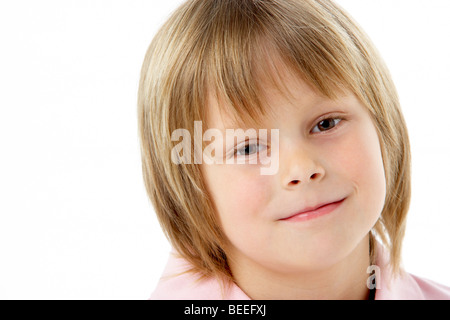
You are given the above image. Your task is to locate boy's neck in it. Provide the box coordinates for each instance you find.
[229,235,371,300]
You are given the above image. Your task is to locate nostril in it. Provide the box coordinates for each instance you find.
[291,180,300,185]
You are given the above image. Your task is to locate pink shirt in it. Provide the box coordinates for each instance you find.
[150,242,450,300]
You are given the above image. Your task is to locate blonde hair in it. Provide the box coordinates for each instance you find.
[138,0,411,282]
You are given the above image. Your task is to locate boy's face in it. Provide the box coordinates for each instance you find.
[200,69,386,276]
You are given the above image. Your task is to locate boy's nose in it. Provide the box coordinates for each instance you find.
[288,172,321,186]
[281,146,325,189]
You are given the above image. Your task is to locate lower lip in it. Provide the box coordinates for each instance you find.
[281,198,346,222]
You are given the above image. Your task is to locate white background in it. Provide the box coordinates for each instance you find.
[0,0,449,299]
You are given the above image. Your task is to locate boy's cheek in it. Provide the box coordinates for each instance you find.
[204,165,272,222]
[332,126,386,213]
[331,124,382,180]
[224,171,272,218]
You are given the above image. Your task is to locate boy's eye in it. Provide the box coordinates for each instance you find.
[235,142,264,156]
[311,117,342,133]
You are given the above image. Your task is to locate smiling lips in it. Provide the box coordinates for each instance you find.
[280,198,346,222]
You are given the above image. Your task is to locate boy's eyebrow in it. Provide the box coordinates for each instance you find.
[208,124,260,134]
[206,112,265,132]
[206,90,353,133]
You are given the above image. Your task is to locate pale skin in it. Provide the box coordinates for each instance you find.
[200,64,387,300]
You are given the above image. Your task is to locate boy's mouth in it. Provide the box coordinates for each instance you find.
[279,197,347,222]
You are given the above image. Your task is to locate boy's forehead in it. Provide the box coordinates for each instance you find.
[204,73,336,131]
[204,94,252,130]
[202,52,289,130]
[202,46,359,132]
